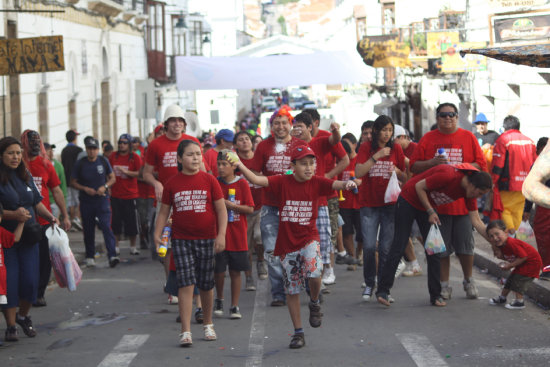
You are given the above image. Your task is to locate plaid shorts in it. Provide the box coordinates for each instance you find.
[317,206,332,264]
[280,241,322,295]
[171,238,215,290]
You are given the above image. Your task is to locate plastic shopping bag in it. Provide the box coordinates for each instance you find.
[516,220,535,241]
[384,171,401,203]
[45,225,82,291]
[424,224,446,255]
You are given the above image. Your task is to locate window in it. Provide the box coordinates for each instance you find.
[146,1,165,52]
[210,110,219,124]
[191,21,203,56]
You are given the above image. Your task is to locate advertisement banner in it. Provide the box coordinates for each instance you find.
[0,36,64,75]
[441,42,487,73]
[427,32,460,58]
[489,0,550,12]
[493,12,550,44]
[356,35,412,68]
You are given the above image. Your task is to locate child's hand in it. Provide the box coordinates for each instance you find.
[214,235,225,254]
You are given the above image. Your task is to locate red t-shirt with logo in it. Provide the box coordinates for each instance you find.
[267,174,334,256]
[403,141,417,159]
[0,226,15,297]
[109,152,142,199]
[204,148,219,177]
[249,136,306,207]
[337,155,359,209]
[400,164,477,212]
[410,129,486,215]
[500,237,542,278]
[314,129,344,200]
[218,177,254,252]
[161,171,224,240]
[146,134,202,185]
[356,142,406,207]
[28,156,61,225]
[240,155,263,211]
[308,136,347,206]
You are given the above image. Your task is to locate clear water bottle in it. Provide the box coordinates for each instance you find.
[228,188,236,223]
[158,226,171,257]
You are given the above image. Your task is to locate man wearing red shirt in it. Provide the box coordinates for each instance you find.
[491,115,536,233]
[410,103,487,301]
[109,134,142,255]
[21,130,69,307]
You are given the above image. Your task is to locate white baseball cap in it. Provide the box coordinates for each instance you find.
[163,104,186,123]
[393,124,407,138]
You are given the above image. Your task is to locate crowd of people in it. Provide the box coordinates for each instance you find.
[0,101,548,349]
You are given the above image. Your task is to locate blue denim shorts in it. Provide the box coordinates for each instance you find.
[280,241,322,295]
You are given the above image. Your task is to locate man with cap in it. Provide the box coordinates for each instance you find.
[204,129,234,177]
[61,129,83,230]
[473,113,499,148]
[70,137,119,268]
[109,133,142,255]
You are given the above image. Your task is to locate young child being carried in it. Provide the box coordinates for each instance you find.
[487,219,542,310]
[0,203,25,305]
[214,150,254,319]
[229,145,357,349]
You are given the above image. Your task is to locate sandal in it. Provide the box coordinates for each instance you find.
[431,297,447,307]
[377,293,391,307]
[179,331,192,347]
[203,324,217,341]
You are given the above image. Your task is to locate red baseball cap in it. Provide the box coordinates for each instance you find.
[291,145,316,161]
[154,124,164,135]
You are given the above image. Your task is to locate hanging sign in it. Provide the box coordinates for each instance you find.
[356,35,412,68]
[0,35,65,75]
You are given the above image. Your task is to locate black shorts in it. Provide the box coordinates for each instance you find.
[214,250,250,273]
[504,273,534,295]
[111,197,139,236]
[340,208,362,242]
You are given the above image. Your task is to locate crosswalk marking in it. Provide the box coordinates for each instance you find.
[97,334,149,367]
[396,333,449,367]
[246,278,269,367]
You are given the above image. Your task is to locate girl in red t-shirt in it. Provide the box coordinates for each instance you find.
[155,140,227,347]
[355,115,406,302]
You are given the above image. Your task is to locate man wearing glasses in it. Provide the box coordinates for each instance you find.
[409,103,487,301]
[109,134,142,255]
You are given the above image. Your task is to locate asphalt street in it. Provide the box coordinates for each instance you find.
[2,236,550,367]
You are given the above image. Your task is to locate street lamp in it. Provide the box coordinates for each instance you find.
[174,12,187,56]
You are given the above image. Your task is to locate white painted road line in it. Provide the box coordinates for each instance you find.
[97,334,149,367]
[246,277,269,367]
[396,333,449,367]
[475,347,550,359]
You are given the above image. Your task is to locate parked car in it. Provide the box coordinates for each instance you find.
[261,96,277,111]
[301,101,317,109]
[289,97,307,109]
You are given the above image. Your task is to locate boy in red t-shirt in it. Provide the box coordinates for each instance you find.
[0,203,25,305]
[214,150,254,320]
[487,220,542,310]
[230,145,357,349]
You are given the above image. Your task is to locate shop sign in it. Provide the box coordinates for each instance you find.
[0,36,65,75]
[493,12,550,44]
[441,42,487,73]
[356,35,412,68]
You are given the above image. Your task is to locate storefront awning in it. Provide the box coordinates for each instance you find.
[460,43,550,68]
[175,51,375,90]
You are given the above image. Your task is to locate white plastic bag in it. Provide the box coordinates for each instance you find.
[424,224,446,255]
[45,225,82,292]
[516,220,534,241]
[384,171,401,203]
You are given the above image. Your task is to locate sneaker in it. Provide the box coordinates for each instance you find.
[270,299,285,307]
[15,315,37,337]
[115,247,121,256]
[388,294,395,303]
[130,247,140,255]
[289,332,305,349]
[257,261,268,280]
[441,285,452,300]
[214,299,224,316]
[86,258,96,268]
[362,286,373,301]
[71,218,82,231]
[322,268,336,285]
[489,296,507,305]
[540,271,550,281]
[402,264,422,277]
[4,326,18,342]
[463,279,479,299]
[109,256,120,268]
[229,306,242,319]
[395,260,406,278]
[195,308,204,324]
[167,295,179,305]
[335,252,347,264]
[308,301,323,328]
[33,297,47,307]
[344,254,358,265]
[320,282,331,294]
[505,299,525,310]
[361,282,366,288]
[245,276,256,291]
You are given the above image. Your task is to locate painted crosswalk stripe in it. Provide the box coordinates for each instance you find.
[396,333,449,367]
[246,277,268,367]
[97,334,149,367]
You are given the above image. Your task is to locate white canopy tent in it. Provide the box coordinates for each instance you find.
[175,51,375,90]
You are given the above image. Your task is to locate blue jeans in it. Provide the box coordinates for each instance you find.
[360,205,395,288]
[260,205,285,302]
[80,197,117,259]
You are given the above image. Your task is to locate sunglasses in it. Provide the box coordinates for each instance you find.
[437,112,458,118]
[118,140,129,145]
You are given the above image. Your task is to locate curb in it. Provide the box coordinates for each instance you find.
[474,247,550,309]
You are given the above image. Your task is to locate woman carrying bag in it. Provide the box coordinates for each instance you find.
[0,137,58,342]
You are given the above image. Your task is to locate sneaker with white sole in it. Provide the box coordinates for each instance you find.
[489,295,507,305]
[395,260,406,278]
[86,258,95,268]
[245,276,256,291]
[463,279,479,299]
[322,267,336,285]
[167,295,179,305]
[257,261,268,280]
[214,299,224,316]
[505,299,525,310]
[229,306,242,319]
[441,285,452,300]
[402,264,422,277]
[362,286,373,301]
[130,247,140,255]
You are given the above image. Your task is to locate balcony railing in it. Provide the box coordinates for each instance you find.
[88,0,124,17]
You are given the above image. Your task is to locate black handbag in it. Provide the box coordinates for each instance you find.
[18,220,44,245]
